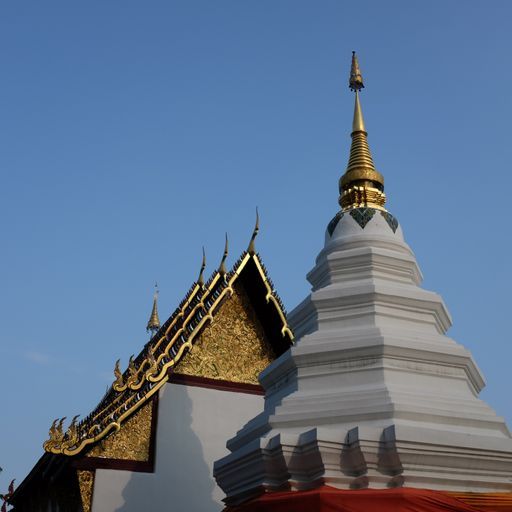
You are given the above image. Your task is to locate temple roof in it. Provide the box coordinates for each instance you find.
[43,249,293,457]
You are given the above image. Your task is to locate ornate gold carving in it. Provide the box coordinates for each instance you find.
[145,349,158,378]
[113,359,124,390]
[176,281,275,384]
[43,418,63,451]
[77,470,95,512]
[44,252,293,457]
[60,415,80,451]
[86,399,153,461]
[340,185,386,211]
[125,356,139,388]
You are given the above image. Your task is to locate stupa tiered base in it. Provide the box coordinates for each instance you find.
[215,210,512,505]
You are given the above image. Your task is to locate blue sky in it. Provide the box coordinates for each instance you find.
[1,0,511,490]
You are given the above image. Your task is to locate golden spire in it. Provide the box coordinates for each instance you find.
[198,247,206,287]
[248,207,259,255]
[146,283,160,334]
[339,52,386,211]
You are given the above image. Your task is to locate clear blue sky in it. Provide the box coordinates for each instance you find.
[1,0,511,490]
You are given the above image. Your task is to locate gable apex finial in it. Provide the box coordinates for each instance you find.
[248,207,260,255]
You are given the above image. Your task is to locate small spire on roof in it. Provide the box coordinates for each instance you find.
[248,207,260,255]
[219,233,229,276]
[198,247,207,287]
[146,283,160,335]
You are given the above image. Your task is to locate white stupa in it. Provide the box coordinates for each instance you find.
[214,53,512,506]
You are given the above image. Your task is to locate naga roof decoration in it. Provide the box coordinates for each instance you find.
[44,246,293,457]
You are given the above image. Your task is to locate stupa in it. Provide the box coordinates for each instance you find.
[214,53,512,509]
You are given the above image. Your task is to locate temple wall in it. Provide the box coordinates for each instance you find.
[91,381,262,512]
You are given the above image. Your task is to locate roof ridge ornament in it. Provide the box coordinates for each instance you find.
[113,359,124,388]
[248,207,259,255]
[339,52,387,212]
[198,247,207,287]
[219,233,229,276]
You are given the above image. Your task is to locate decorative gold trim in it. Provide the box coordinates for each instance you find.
[86,399,153,461]
[340,185,386,211]
[175,281,275,383]
[252,256,294,340]
[44,251,293,457]
[77,470,95,512]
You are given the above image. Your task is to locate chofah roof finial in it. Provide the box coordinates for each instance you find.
[248,208,260,255]
[219,234,229,276]
[198,247,207,287]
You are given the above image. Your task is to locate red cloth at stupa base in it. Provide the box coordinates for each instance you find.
[225,486,512,512]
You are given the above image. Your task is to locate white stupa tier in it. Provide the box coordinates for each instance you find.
[214,208,512,505]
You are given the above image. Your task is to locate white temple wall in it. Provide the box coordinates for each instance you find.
[91,381,262,512]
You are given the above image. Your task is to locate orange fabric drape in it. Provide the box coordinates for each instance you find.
[448,492,512,511]
[225,486,512,512]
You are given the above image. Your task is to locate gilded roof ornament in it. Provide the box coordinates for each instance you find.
[61,415,80,451]
[57,417,66,435]
[145,348,158,378]
[43,419,61,451]
[113,359,124,389]
[43,245,294,457]
[339,52,386,212]
[146,284,160,334]
[248,208,259,256]
[198,247,207,287]
[219,234,229,276]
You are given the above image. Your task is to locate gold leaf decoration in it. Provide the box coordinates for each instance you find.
[77,470,95,512]
[175,282,275,384]
[86,399,153,461]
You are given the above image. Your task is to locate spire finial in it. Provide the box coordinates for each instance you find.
[349,52,366,132]
[198,247,206,286]
[248,207,259,255]
[338,52,386,212]
[219,233,229,276]
[349,51,364,92]
[146,283,160,334]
